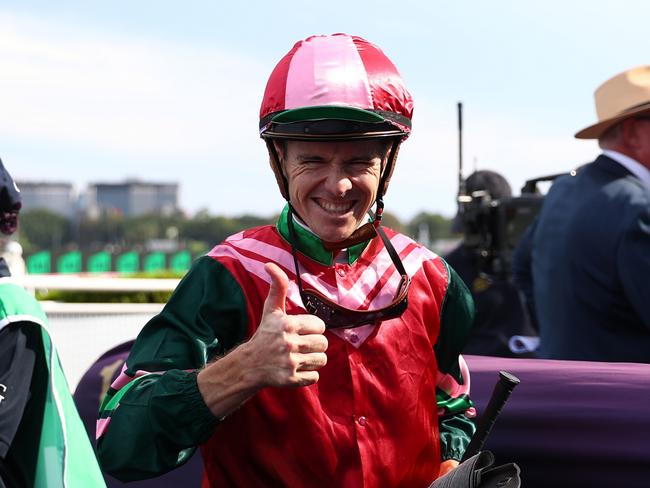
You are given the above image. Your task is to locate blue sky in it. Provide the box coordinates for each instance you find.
[1,1,649,219]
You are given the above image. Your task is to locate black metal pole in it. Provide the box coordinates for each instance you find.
[457,101,465,199]
[461,370,520,462]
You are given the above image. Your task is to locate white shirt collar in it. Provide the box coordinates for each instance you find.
[602,150,650,190]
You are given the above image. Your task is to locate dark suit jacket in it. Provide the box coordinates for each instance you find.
[530,155,650,361]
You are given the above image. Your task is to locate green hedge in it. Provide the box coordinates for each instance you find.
[36,289,173,303]
[36,270,186,303]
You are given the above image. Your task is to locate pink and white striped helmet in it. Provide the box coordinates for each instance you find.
[259,34,413,140]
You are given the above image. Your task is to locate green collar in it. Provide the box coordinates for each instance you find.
[276,204,371,266]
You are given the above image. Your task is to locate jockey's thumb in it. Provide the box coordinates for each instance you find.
[262,262,289,316]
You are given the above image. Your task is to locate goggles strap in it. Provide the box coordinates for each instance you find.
[375,225,407,276]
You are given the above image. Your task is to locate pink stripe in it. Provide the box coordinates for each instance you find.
[340,234,413,308]
[220,236,305,281]
[212,239,340,299]
[215,234,437,311]
[96,417,111,439]
[224,234,414,309]
[368,245,438,309]
[215,234,437,309]
[216,239,381,310]
[210,246,306,309]
[228,231,245,241]
[436,355,472,399]
[110,365,156,391]
[110,364,131,390]
[285,35,373,110]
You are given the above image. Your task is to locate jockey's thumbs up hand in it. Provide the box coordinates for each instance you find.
[246,263,328,388]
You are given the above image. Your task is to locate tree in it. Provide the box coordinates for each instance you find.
[180,214,274,245]
[379,211,406,234]
[18,209,71,251]
[123,216,160,244]
[407,212,454,242]
[78,214,125,248]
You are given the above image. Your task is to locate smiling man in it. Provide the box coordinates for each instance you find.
[279,139,388,243]
[97,34,477,487]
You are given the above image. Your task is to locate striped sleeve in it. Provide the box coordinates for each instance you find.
[96,256,249,481]
[434,259,477,461]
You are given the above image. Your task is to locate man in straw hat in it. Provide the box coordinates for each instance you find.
[525,65,650,362]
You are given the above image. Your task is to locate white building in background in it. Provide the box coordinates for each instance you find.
[87,180,179,217]
[16,181,78,218]
[14,179,180,218]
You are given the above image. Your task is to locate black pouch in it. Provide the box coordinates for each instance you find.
[428,451,520,488]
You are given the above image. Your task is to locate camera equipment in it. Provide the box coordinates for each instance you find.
[457,190,543,277]
[455,104,566,277]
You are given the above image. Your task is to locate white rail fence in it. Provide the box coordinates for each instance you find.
[16,274,180,389]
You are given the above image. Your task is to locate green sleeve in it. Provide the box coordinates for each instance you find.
[97,256,249,481]
[434,259,477,461]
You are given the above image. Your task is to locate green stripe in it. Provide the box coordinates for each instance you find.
[100,373,161,414]
[436,393,473,416]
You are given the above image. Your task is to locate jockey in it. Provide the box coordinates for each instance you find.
[97,34,476,486]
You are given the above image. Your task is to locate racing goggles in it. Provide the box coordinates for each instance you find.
[287,206,410,329]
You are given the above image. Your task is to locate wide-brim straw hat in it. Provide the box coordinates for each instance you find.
[575,65,650,139]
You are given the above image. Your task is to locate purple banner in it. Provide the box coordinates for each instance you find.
[466,355,650,488]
